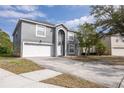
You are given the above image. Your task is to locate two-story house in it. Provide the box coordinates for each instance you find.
[13,18,79,57]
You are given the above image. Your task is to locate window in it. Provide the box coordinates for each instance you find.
[36,25,46,37]
[68,32,74,41]
[69,36,74,41]
[69,44,75,53]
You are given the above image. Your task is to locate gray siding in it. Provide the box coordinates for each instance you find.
[21,21,54,44]
[13,22,21,56]
[52,28,56,56]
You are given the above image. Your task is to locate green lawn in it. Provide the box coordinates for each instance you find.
[0,57,44,74]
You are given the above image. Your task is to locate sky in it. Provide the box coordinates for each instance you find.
[0,5,94,40]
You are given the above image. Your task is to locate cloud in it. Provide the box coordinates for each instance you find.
[0,5,14,10]
[8,19,17,23]
[0,10,46,19]
[64,16,94,30]
[15,5,38,12]
[65,5,85,8]
[0,5,46,23]
[46,5,54,7]
[0,5,39,12]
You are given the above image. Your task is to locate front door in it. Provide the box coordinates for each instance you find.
[58,45,61,56]
[58,30,65,56]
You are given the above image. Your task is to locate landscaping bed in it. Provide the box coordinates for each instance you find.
[66,56,124,65]
[42,74,105,88]
[0,57,44,74]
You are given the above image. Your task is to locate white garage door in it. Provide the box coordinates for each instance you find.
[112,47,124,56]
[23,43,51,57]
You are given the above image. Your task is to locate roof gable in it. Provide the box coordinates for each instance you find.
[56,24,69,31]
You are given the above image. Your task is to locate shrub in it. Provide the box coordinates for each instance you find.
[0,46,8,54]
[96,41,106,55]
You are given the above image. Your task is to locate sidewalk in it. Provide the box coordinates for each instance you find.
[20,69,62,81]
[0,68,63,88]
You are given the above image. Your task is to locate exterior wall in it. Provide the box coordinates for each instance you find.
[13,22,21,56]
[21,21,54,43]
[111,35,124,47]
[21,21,55,57]
[111,35,124,56]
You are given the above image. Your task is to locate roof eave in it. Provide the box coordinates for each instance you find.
[20,18,55,28]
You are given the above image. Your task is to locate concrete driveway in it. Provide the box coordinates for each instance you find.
[27,57,124,88]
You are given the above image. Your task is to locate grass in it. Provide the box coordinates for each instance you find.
[42,74,105,88]
[0,57,44,74]
[0,56,16,60]
[66,56,124,65]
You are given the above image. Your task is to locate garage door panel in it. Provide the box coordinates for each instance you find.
[112,47,124,56]
[23,44,51,57]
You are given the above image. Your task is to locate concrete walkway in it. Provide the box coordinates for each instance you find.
[27,57,124,88]
[20,69,62,81]
[0,68,63,88]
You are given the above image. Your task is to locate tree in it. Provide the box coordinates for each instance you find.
[95,41,106,55]
[76,23,98,55]
[90,5,124,36]
[0,29,13,55]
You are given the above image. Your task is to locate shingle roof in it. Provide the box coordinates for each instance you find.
[20,18,55,27]
[13,18,76,36]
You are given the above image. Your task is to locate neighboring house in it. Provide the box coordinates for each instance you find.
[111,34,124,56]
[102,34,124,56]
[13,18,79,57]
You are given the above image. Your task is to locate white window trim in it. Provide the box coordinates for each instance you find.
[36,25,46,37]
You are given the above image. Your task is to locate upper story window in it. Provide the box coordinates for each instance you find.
[36,25,46,37]
[68,32,74,41]
[69,36,74,41]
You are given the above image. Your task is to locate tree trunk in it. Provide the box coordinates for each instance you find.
[85,47,87,56]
